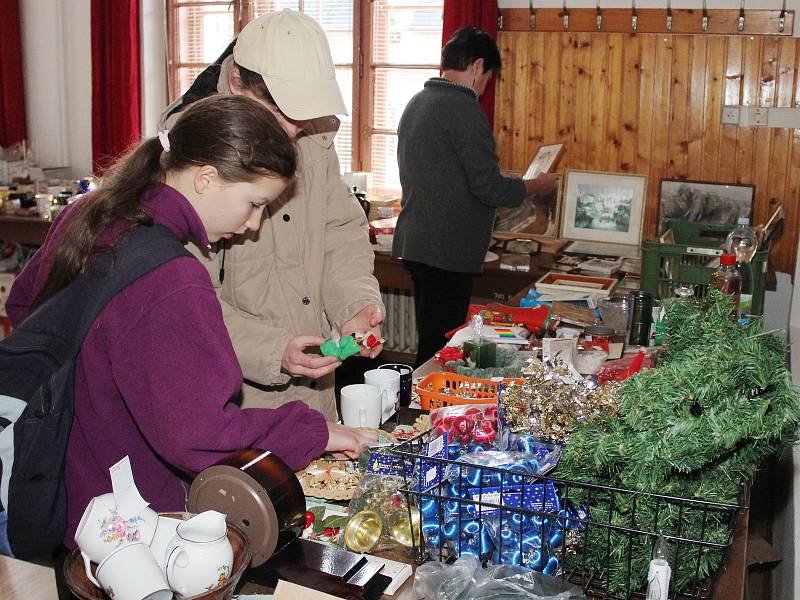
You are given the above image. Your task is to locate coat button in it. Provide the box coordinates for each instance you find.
[283,214,290,222]
[302,296,311,305]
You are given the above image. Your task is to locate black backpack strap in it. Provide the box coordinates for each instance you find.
[14,224,192,361]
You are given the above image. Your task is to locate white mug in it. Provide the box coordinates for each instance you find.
[364,368,400,424]
[149,515,182,571]
[340,384,382,428]
[75,492,158,578]
[89,542,172,600]
[165,512,233,598]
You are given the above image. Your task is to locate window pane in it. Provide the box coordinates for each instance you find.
[249,3,352,65]
[370,134,400,195]
[176,66,207,97]
[334,67,352,174]
[251,0,300,17]
[372,1,443,65]
[177,5,234,64]
[373,68,438,131]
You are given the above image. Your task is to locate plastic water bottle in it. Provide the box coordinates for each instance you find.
[709,254,741,322]
[725,218,757,316]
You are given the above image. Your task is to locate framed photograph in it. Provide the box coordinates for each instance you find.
[560,170,647,246]
[494,175,562,237]
[523,143,564,180]
[658,179,755,230]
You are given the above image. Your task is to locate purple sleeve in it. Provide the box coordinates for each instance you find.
[7,201,81,326]
[106,262,329,473]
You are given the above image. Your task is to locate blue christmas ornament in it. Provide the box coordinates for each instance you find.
[419,497,439,519]
[515,434,537,454]
[443,499,460,516]
[467,442,488,454]
[422,520,441,547]
[440,520,459,541]
[543,555,560,575]
[548,528,564,549]
[447,442,463,460]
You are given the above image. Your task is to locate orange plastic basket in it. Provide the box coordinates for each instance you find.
[415,372,523,411]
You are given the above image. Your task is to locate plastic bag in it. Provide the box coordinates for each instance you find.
[413,554,585,600]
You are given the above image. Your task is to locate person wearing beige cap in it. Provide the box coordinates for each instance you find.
[161,9,384,422]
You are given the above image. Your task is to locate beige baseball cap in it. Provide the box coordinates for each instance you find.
[233,9,348,120]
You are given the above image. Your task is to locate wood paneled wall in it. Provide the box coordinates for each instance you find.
[494,32,800,275]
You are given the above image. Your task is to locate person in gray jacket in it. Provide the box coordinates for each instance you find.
[392,26,556,366]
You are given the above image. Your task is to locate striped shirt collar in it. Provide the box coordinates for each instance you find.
[424,77,479,100]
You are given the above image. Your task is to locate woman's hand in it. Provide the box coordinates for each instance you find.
[281,335,340,379]
[325,422,378,458]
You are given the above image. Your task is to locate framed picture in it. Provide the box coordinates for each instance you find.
[494,175,562,237]
[658,179,755,230]
[523,143,564,180]
[560,170,647,246]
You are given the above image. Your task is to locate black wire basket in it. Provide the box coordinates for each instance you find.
[391,432,744,600]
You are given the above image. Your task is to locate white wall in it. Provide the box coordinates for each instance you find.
[19,0,168,178]
[20,0,92,178]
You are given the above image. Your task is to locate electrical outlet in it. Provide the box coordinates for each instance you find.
[750,107,769,127]
[722,106,740,125]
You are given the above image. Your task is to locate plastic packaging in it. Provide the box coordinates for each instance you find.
[413,554,586,600]
[430,404,498,449]
[708,254,741,321]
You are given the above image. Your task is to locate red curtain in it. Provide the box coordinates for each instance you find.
[91,0,141,174]
[0,0,27,147]
[441,0,499,127]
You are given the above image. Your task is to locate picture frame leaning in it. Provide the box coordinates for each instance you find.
[658,179,755,231]
[560,170,647,246]
[523,143,565,180]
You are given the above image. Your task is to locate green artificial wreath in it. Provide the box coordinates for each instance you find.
[555,290,800,596]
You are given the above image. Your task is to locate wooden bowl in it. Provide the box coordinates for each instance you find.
[63,512,251,600]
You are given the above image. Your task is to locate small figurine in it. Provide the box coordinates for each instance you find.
[354,332,385,349]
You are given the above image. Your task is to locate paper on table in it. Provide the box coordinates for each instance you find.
[109,456,150,518]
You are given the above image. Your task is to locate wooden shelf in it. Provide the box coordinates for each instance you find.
[0,215,51,246]
[499,8,794,35]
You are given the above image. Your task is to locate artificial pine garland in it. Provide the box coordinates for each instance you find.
[556,290,800,596]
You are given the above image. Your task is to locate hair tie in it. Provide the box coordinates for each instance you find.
[158,130,171,153]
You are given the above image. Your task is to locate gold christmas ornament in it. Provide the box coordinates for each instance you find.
[500,356,621,443]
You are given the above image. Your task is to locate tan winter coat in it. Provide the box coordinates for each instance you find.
[173,59,383,421]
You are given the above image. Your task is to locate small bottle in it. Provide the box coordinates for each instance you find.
[646,534,672,600]
[726,218,757,316]
[709,254,741,321]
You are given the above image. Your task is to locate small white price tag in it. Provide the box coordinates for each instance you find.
[110,456,150,518]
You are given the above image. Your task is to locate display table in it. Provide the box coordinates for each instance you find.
[0,214,51,246]
[0,555,58,600]
[373,250,554,303]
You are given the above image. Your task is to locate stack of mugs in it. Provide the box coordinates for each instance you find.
[75,497,233,600]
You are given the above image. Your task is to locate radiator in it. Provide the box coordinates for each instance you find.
[380,288,417,354]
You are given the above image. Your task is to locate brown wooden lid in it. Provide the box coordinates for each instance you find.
[188,465,279,567]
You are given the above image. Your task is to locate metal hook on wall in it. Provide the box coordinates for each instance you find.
[666,0,673,31]
[529,0,537,29]
[738,0,745,32]
[632,0,638,31]
[779,0,786,33]
[596,1,603,30]
[561,0,570,29]
[702,0,709,32]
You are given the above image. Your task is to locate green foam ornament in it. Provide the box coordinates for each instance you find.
[320,335,361,360]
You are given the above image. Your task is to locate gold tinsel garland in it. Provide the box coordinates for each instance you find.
[499,357,621,443]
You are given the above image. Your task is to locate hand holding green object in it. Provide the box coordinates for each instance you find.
[320,335,361,360]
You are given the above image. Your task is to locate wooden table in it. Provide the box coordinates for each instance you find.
[0,214,51,246]
[373,250,554,302]
[0,555,58,600]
